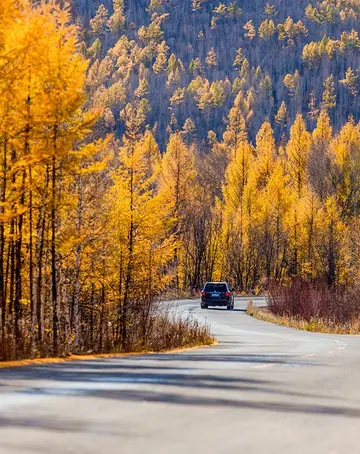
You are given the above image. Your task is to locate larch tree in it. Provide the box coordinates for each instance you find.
[286,114,312,198]
[330,118,360,219]
[38,4,99,355]
[0,0,102,357]
[159,133,197,289]
[254,121,277,188]
[222,140,254,289]
[108,128,175,349]
[322,75,337,111]
[261,161,293,281]
[309,110,332,202]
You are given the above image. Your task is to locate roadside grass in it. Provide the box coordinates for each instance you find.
[0,315,215,368]
[144,314,215,351]
[245,279,360,335]
[0,311,215,363]
[246,301,360,335]
[0,342,217,369]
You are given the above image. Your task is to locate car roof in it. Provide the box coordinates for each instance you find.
[205,282,228,285]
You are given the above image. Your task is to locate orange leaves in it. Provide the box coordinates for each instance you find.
[105,129,177,297]
[159,133,197,215]
[223,139,253,214]
[286,114,312,197]
[313,110,333,143]
[255,121,277,188]
[217,103,360,286]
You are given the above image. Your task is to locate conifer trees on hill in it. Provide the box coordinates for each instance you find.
[76,0,360,148]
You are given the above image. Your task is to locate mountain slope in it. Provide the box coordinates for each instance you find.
[75,0,360,148]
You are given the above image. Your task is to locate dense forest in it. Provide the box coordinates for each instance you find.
[1,0,360,360]
[74,0,360,148]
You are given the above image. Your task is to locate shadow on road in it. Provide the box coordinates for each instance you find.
[206,308,246,312]
[74,389,360,419]
[1,350,359,433]
[0,414,125,437]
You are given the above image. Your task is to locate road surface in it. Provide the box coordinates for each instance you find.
[0,297,360,454]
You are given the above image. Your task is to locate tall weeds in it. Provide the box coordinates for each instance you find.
[0,300,213,361]
[268,279,360,326]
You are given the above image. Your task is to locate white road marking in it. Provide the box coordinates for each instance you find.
[334,340,347,351]
[253,364,275,369]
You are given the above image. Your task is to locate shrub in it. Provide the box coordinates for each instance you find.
[268,278,360,325]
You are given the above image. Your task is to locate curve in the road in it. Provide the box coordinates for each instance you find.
[0,297,360,454]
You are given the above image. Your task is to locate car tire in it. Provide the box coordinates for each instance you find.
[227,304,231,310]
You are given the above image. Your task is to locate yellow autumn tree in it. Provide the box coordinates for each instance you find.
[286,114,312,198]
[221,140,254,289]
[259,160,293,281]
[159,133,197,289]
[255,120,277,188]
[296,188,323,279]
[330,118,360,218]
[318,196,348,285]
[309,110,332,201]
[0,0,102,357]
[108,124,175,349]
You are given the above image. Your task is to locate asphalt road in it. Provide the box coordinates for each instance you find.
[1,297,360,454]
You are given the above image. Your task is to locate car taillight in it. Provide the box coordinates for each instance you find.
[225,292,230,297]
[201,291,206,296]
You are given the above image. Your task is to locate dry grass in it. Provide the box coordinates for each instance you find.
[142,314,215,351]
[247,303,360,335]
[249,278,360,335]
[0,309,214,362]
[0,340,217,369]
[246,300,255,316]
[268,279,360,325]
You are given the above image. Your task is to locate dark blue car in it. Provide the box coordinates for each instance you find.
[200,282,234,310]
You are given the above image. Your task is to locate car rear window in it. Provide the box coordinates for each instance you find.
[204,283,227,292]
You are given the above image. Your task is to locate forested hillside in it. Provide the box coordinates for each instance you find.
[75,0,360,147]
